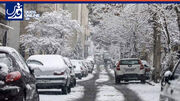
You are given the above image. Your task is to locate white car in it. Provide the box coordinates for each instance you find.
[27,55,71,95]
[114,58,146,84]
[71,60,84,79]
[160,59,180,101]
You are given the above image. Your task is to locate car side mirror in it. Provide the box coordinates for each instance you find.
[164,71,172,78]
[164,71,173,84]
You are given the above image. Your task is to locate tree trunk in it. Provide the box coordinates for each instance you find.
[174,6,180,33]
[152,13,162,83]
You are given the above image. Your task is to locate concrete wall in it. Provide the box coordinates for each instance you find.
[7,21,20,51]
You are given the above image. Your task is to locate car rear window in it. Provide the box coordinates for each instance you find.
[0,53,13,68]
[120,60,139,65]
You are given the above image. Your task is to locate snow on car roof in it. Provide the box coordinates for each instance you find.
[0,46,17,53]
[27,55,68,70]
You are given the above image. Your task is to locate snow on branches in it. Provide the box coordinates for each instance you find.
[20,10,83,58]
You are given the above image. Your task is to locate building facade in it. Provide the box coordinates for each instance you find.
[0,4,20,51]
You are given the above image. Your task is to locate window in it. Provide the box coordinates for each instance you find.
[0,53,13,69]
[27,60,43,66]
[120,60,139,65]
[12,52,30,73]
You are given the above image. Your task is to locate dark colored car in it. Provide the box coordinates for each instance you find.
[0,47,39,101]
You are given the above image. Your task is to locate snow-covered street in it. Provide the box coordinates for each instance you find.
[39,66,161,101]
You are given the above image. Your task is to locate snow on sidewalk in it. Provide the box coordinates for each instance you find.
[127,82,160,101]
[39,85,84,101]
[96,85,124,101]
[96,67,109,83]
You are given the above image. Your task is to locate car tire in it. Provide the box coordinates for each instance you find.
[78,75,82,79]
[34,89,40,101]
[62,86,68,95]
[13,90,26,101]
[141,80,146,84]
[115,77,120,84]
[68,86,71,93]
[74,79,76,87]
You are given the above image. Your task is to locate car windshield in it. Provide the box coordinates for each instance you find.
[0,53,12,68]
[120,60,139,65]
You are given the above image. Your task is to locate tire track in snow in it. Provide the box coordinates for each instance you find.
[96,85,124,101]
[105,67,143,101]
[75,66,100,101]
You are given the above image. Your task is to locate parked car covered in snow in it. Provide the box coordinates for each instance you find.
[160,59,180,101]
[71,60,84,79]
[114,58,146,84]
[27,55,71,94]
[63,57,76,87]
[0,47,39,101]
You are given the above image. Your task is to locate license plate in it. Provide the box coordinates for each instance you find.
[125,68,136,72]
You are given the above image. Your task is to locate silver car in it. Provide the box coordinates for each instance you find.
[27,55,71,95]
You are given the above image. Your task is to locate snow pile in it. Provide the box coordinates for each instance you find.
[39,85,84,101]
[127,83,160,101]
[96,85,124,101]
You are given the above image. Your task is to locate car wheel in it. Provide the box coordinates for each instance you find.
[68,86,71,93]
[141,80,146,84]
[33,89,40,101]
[13,91,26,101]
[78,75,82,79]
[62,86,68,95]
[115,77,120,84]
[74,79,76,87]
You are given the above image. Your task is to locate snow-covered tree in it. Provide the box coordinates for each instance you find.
[20,10,83,58]
[88,4,180,82]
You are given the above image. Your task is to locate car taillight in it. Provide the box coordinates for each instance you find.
[6,71,21,83]
[139,60,144,70]
[116,62,120,70]
[54,71,64,75]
